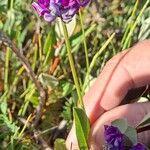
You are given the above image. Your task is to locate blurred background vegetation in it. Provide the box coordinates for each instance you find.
[0,0,150,149]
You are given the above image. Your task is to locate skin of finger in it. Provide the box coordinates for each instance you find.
[98,40,150,114]
[84,40,150,124]
[90,102,150,150]
[122,40,150,87]
[83,49,130,123]
[66,40,150,149]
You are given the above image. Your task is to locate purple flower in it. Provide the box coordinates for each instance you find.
[104,125,124,150]
[32,0,91,23]
[131,143,146,150]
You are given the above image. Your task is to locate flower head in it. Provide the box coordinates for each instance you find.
[104,125,124,150]
[32,0,91,23]
[131,143,146,150]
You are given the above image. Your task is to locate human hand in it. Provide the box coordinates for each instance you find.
[66,40,150,150]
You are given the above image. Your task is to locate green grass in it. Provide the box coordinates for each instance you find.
[0,0,150,149]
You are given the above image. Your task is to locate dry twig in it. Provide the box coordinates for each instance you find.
[0,29,46,127]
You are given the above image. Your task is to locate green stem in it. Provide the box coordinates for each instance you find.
[61,21,83,108]
[83,33,115,91]
[38,34,42,62]
[8,0,14,10]
[4,47,11,91]
[121,0,139,47]
[18,114,32,138]
[122,0,150,50]
[32,46,38,71]
[79,9,89,74]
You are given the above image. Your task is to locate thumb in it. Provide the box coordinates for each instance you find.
[90,102,150,150]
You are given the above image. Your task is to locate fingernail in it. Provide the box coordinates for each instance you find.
[90,143,100,150]
[69,143,79,150]
[66,139,79,150]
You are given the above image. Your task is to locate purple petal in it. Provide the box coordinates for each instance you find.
[66,0,77,7]
[49,2,61,16]
[32,2,49,16]
[38,0,50,7]
[43,12,56,22]
[61,0,70,6]
[61,6,79,22]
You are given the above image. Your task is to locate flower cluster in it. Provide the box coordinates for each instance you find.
[32,0,91,23]
[104,125,146,150]
[104,125,124,150]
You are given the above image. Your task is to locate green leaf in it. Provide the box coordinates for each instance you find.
[54,139,67,150]
[73,107,90,150]
[0,101,7,115]
[137,112,150,128]
[60,81,74,97]
[44,26,55,54]
[43,26,56,66]
[39,73,59,88]
[3,115,19,133]
[112,119,128,133]
[29,95,39,107]
[124,126,137,145]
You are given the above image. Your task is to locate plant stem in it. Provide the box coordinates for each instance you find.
[38,34,42,62]
[61,21,83,108]
[121,0,139,47]
[83,33,115,91]
[18,114,32,138]
[79,9,89,80]
[7,0,14,10]
[122,0,150,50]
[4,47,11,91]
[137,124,150,133]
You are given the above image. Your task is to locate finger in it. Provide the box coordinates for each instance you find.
[90,102,150,150]
[84,40,150,123]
